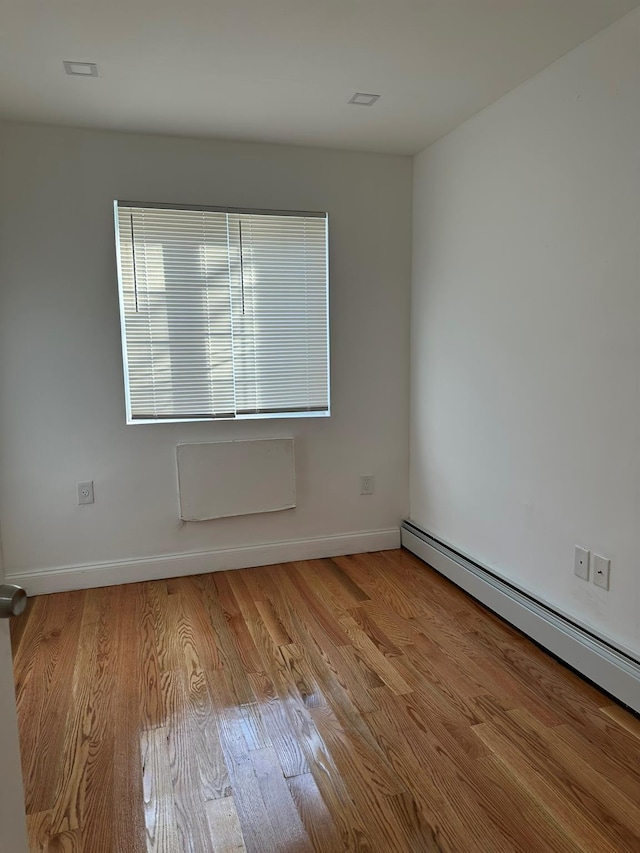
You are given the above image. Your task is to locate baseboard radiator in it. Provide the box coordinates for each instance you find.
[401,520,640,714]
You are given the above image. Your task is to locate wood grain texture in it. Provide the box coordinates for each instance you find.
[205,796,246,853]
[11,549,640,852]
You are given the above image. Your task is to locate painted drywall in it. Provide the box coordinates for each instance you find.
[0,122,411,579]
[411,10,640,654]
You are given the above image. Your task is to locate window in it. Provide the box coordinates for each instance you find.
[114,201,329,423]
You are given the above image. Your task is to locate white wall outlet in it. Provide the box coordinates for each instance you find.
[573,546,590,581]
[593,554,610,590]
[360,475,375,495]
[77,481,94,505]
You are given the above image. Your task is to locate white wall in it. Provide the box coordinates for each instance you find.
[0,122,411,584]
[411,10,640,654]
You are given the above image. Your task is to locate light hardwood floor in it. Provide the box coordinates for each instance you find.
[10,549,640,852]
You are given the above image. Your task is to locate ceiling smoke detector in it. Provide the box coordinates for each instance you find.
[348,92,380,107]
[63,61,99,77]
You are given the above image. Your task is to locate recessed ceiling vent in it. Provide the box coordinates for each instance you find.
[63,61,99,77]
[348,92,380,107]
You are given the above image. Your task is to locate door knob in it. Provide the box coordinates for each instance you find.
[0,584,27,618]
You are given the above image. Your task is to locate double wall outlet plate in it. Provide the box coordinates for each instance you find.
[360,475,375,495]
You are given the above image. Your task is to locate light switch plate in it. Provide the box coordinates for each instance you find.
[574,546,590,581]
[593,554,610,590]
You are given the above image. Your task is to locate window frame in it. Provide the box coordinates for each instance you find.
[113,200,331,424]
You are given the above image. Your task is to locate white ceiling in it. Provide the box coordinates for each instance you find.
[0,0,637,155]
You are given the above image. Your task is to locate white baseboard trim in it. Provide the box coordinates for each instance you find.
[401,521,640,714]
[5,527,400,596]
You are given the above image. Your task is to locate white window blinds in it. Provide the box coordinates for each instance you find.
[114,202,329,422]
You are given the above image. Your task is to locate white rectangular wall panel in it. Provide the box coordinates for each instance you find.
[177,439,295,521]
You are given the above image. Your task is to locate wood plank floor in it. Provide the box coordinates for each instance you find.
[11,549,640,853]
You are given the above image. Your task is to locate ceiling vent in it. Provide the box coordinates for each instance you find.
[63,61,98,77]
[348,92,380,107]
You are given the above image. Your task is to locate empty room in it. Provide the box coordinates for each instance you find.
[0,1,639,851]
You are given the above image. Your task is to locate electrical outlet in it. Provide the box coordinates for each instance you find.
[593,554,610,590]
[574,546,590,581]
[360,475,375,495]
[77,481,94,505]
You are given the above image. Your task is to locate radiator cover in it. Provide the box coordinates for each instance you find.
[401,520,640,714]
